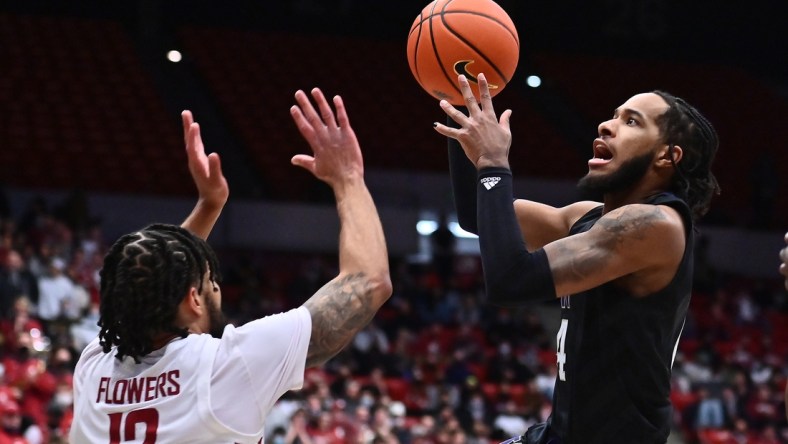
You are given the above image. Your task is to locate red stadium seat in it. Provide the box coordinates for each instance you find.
[384,377,411,402]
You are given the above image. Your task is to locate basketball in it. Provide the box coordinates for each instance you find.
[407,0,520,105]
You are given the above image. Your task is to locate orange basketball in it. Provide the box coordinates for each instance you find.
[407,0,520,105]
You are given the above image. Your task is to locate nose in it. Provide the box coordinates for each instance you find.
[598,119,614,137]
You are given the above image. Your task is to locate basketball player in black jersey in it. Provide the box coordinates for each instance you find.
[433,74,719,444]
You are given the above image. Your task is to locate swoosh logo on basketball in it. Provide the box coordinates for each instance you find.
[453,60,499,89]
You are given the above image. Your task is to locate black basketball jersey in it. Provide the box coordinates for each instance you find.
[548,192,694,444]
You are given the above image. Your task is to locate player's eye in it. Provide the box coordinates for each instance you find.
[626,117,638,126]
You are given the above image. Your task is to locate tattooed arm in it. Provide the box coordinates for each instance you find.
[302,180,392,367]
[289,87,392,368]
[544,203,686,298]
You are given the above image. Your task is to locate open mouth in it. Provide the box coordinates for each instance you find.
[589,139,613,166]
[592,139,613,160]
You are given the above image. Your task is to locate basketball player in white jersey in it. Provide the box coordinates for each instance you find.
[70,88,393,443]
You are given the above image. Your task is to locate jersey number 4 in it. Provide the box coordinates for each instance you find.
[109,408,159,443]
[556,319,568,381]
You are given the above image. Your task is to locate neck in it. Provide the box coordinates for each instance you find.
[602,181,668,214]
[151,331,188,351]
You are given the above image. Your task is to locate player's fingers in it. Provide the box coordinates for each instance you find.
[433,121,461,139]
[291,154,316,172]
[184,123,199,162]
[311,88,338,129]
[207,152,224,180]
[457,75,479,112]
[477,73,496,115]
[439,100,470,126]
[181,110,194,146]
[185,123,209,177]
[294,90,323,129]
[499,109,512,131]
[333,95,351,128]
[290,104,317,143]
[188,123,204,155]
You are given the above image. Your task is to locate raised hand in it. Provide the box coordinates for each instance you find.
[180,111,229,240]
[182,111,229,207]
[289,88,364,187]
[289,87,392,369]
[433,73,513,170]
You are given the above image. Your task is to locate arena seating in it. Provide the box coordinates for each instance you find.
[0,14,193,195]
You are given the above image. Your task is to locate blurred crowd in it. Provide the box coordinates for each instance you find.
[0,192,785,443]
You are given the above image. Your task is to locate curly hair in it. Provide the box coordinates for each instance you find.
[652,90,721,221]
[98,223,221,362]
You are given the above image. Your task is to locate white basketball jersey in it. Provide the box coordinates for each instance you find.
[70,307,311,444]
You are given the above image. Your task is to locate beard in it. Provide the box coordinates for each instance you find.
[577,151,653,200]
[204,295,230,339]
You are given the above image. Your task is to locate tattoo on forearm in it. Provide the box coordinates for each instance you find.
[304,273,375,367]
[556,206,667,283]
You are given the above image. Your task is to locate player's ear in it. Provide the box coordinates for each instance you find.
[656,144,682,169]
[183,287,204,316]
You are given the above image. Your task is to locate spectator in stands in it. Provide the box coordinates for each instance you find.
[67,247,99,304]
[352,404,374,442]
[410,414,437,442]
[68,302,99,352]
[35,258,73,327]
[387,401,411,443]
[487,342,534,384]
[0,251,38,319]
[306,409,347,444]
[693,385,726,429]
[351,321,390,373]
[369,404,399,444]
[493,398,531,439]
[0,397,30,444]
[758,425,781,444]
[0,297,43,355]
[745,383,782,430]
[283,409,312,444]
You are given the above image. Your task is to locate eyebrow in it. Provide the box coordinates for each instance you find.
[613,107,646,121]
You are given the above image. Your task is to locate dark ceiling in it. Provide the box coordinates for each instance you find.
[5,0,784,84]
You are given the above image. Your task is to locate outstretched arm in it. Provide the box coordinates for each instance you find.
[289,88,392,368]
[446,108,479,233]
[179,111,229,240]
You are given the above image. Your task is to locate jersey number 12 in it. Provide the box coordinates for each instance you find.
[109,408,159,443]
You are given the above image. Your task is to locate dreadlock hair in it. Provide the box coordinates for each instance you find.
[98,223,221,363]
[652,90,721,221]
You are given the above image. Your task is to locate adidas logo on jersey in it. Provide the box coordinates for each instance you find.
[480,176,501,190]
